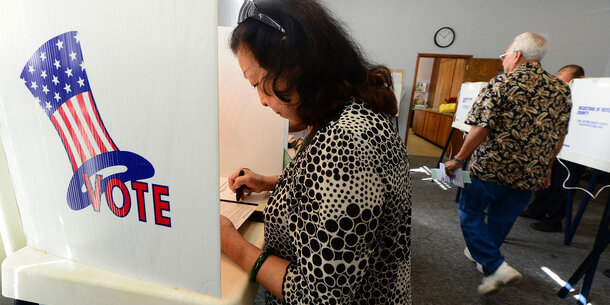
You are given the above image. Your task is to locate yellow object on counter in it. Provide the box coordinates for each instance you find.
[439,103,456,114]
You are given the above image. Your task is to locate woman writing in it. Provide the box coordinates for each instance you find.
[221,0,412,303]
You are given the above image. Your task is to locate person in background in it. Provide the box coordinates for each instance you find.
[520,65,586,232]
[444,32,571,294]
[556,65,585,84]
[220,0,412,304]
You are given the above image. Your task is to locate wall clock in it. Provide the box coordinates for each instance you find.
[434,27,455,48]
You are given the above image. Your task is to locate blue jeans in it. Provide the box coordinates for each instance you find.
[458,176,532,276]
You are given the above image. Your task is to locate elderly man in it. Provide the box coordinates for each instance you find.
[521,65,585,232]
[444,32,572,294]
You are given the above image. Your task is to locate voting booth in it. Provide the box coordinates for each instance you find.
[0,0,254,303]
[555,78,610,302]
[558,78,610,173]
[452,82,487,133]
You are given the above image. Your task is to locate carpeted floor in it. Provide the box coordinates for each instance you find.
[409,155,610,305]
[254,155,610,304]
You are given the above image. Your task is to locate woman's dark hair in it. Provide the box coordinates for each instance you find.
[230,0,397,127]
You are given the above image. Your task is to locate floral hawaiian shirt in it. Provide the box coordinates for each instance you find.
[465,62,571,191]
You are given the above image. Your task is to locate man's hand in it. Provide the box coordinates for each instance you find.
[442,126,490,179]
[444,159,462,178]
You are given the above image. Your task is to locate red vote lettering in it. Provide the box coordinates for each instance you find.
[131,181,149,222]
[105,178,131,217]
[83,173,102,212]
[81,176,170,227]
[153,184,171,227]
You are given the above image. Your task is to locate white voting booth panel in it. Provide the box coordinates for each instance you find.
[558,78,610,173]
[0,139,26,256]
[452,82,487,132]
[0,0,221,299]
[218,26,286,178]
[0,138,26,305]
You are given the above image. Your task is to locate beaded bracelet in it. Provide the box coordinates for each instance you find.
[250,247,275,282]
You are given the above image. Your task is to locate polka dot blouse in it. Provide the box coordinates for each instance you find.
[263,99,412,304]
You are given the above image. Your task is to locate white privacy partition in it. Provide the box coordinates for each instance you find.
[218,26,286,178]
[0,0,221,298]
[0,138,26,256]
[558,78,610,173]
[452,82,487,133]
[0,137,26,305]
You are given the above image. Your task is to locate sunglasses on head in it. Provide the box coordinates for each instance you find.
[238,0,286,34]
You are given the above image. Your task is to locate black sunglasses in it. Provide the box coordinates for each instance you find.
[238,0,286,34]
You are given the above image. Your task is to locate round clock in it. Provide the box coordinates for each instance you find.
[434,27,455,48]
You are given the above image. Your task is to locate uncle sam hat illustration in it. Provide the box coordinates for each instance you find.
[20,31,155,211]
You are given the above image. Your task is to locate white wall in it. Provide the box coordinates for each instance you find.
[325,0,610,139]
[220,0,610,139]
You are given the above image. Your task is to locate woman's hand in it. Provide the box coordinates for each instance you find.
[228,168,278,196]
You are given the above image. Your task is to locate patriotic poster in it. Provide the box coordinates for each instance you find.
[0,0,221,297]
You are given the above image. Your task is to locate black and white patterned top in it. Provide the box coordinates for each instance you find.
[263,99,412,304]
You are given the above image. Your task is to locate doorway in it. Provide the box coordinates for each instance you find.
[405,53,502,158]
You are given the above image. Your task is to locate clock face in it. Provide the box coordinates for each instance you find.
[434,27,455,48]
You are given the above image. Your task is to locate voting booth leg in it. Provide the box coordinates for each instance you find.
[564,170,600,246]
[436,128,455,168]
[558,192,610,302]
[434,127,464,203]
[565,188,576,245]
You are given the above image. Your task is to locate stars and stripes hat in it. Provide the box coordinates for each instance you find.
[20,31,155,211]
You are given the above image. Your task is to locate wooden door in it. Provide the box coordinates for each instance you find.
[450,59,467,98]
[429,58,456,109]
[428,58,468,109]
[405,53,472,146]
[412,109,425,136]
[465,58,503,83]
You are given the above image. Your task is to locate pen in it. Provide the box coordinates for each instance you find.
[235,170,246,202]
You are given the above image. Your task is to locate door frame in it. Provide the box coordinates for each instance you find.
[405,53,472,146]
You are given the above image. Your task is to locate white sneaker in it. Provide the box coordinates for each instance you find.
[477,261,522,295]
[464,247,483,274]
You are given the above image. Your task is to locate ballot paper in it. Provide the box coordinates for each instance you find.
[219,177,269,228]
[431,164,472,188]
[220,201,257,229]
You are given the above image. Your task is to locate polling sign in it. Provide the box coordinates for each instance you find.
[559,78,610,173]
[0,0,221,297]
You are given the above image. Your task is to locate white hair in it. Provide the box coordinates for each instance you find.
[510,32,548,61]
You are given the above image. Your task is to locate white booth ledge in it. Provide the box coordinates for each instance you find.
[1,221,264,305]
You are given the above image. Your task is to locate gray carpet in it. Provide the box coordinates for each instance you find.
[254,155,610,304]
[409,155,609,305]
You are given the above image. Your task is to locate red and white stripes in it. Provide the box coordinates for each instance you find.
[50,91,117,171]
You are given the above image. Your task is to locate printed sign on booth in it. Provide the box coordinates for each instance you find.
[0,0,220,297]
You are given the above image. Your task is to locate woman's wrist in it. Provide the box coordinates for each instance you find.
[222,229,262,271]
[264,175,279,191]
